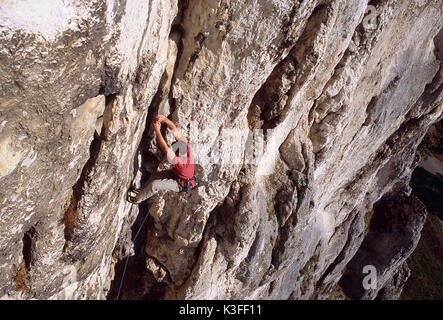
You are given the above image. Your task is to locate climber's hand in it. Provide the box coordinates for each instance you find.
[153,114,166,123]
[152,120,161,131]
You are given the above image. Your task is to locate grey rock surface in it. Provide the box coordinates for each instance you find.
[339,192,427,300]
[377,261,411,300]
[0,0,441,299]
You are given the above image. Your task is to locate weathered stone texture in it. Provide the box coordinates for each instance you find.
[0,0,441,299]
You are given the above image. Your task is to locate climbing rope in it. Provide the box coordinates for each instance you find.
[116,196,158,300]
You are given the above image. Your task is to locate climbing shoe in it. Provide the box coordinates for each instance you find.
[127,194,137,204]
[127,189,139,204]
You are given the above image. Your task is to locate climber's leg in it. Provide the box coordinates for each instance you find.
[133,170,180,203]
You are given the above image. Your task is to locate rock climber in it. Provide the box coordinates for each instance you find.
[127,114,198,203]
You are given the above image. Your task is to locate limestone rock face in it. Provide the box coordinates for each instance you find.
[0,0,178,299]
[0,0,442,299]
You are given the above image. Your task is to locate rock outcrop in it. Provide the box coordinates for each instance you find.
[0,0,441,299]
[339,192,427,300]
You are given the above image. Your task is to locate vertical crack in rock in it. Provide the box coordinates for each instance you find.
[107,205,173,300]
[62,119,104,260]
[13,227,36,292]
[108,2,186,300]
[247,54,298,130]
[247,2,330,130]
[22,227,36,274]
[13,260,29,292]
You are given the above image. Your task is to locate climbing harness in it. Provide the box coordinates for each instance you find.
[116,196,158,300]
[176,175,199,197]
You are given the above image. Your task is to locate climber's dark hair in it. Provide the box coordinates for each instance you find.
[171,140,187,156]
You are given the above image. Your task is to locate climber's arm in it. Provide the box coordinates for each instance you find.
[152,121,176,163]
[153,114,182,141]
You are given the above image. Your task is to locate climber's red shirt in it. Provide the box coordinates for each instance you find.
[171,137,194,180]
